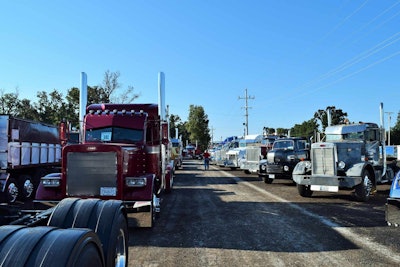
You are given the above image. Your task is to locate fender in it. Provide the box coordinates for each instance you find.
[389,171,400,198]
[0,173,10,192]
[345,163,369,177]
[293,160,311,175]
[35,173,64,202]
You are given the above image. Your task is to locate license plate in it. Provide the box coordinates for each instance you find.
[310,185,338,192]
[100,187,117,196]
[269,174,275,178]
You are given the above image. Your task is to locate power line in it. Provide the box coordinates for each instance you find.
[238,88,254,136]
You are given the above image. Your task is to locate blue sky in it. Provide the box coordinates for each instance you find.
[1,0,400,142]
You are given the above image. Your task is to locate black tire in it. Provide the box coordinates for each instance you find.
[18,174,34,201]
[244,170,251,174]
[165,172,173,194]
[4,178,18,203]
[48,198,128,267]
[262,176,274,184]
[0,225,104,267]
[297,184,313,197]
[354,169,373,202]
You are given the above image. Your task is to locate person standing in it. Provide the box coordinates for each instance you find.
[203,150,210,170]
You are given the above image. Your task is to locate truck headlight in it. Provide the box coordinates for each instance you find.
[338,161,346,170]
[125,177,147,187]
[287,155,295,161]
[284,165,290,172]
[261,164,266,171]
[42,177,61,187]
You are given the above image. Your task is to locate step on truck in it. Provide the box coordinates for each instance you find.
[293,103,398,202]
[0,116,64,204]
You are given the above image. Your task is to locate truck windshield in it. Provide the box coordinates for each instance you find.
[325,132,364,142]
[273,140,294,150]
[85,127,144,143]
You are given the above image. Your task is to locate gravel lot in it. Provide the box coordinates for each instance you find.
[128,159,400,267]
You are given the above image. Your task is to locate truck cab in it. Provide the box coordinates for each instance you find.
[293,120,397,202]
[259,137,309,184]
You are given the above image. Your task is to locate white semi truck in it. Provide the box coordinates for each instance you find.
[293,103,398,202]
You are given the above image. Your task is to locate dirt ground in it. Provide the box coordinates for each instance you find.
[128,159,400,267]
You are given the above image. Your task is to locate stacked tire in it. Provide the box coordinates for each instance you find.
[0,198,128,267]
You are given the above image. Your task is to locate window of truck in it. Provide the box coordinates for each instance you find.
[86,127,144,143]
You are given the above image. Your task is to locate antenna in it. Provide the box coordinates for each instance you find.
[238,88,254,136]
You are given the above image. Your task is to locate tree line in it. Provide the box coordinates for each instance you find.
[1,71,399,148]
[1,71,212,150]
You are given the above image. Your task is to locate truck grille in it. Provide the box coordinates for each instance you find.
[246,147,260,162]
[312,146,336,176]
[66,152,117,197]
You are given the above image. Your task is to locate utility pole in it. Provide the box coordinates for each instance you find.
[210,126,215,146]
[385,111,393,145]
[238,88,254,136]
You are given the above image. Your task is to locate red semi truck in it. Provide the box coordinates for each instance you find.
[35,78,173,228]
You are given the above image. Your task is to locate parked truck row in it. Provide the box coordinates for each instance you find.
[208,103,399,227]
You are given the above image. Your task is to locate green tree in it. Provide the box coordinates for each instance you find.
[276,128,289,136]
[186,105,210,151]
[290,119,319,139]
[34,90,68,125]
[169,114,181,139]
[390,111,400,145]
[18,98,40,121]
[263,127,275,135]
[314,106,348,131]
[0,90,21,116]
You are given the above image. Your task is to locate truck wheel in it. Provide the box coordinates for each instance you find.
[0,225,104,267]
[48,198,128,267]
[263,176,274,184]
[354,169,373,202]
[18,174,34,201]
[5,178,18,203]
[297,184,313,197]
[165,172,173,194]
